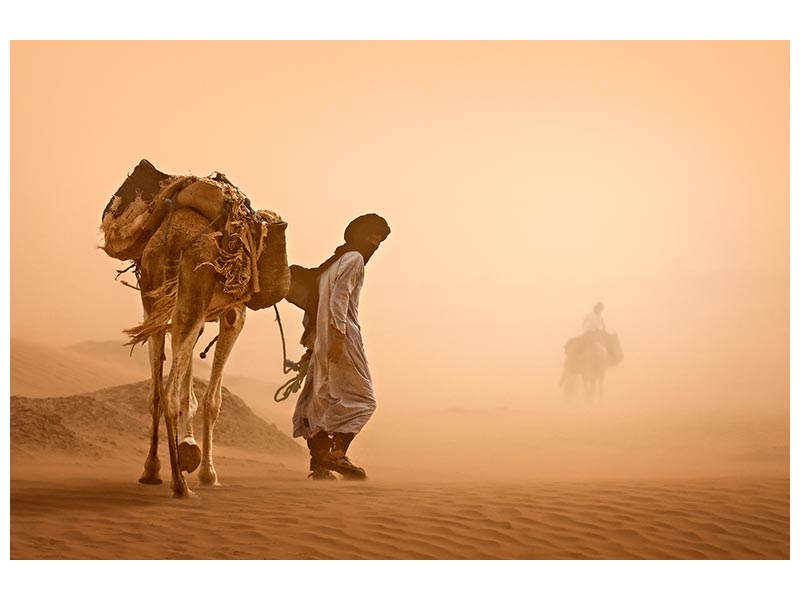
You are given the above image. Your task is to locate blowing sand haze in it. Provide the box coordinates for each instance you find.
[9,40,790,563]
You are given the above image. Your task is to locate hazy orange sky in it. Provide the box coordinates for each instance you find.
[10,41,788,416]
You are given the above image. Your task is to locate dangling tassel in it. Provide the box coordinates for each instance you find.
[199,335,219,359]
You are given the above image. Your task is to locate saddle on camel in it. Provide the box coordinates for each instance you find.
[100,159,289,498]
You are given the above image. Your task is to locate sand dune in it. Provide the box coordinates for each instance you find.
[11,379,302,461]
[66,339,154,374]
[13,336,293,433]
[66,338,215,379]
[10,337,146,398]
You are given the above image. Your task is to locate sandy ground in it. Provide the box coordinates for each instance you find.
[10,453,789,560]
[9,339,790,560]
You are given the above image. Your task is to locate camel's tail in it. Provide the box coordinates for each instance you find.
[124,274,180,348]
[123,273,247,350]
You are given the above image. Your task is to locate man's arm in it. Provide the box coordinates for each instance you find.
[328,253,364,363]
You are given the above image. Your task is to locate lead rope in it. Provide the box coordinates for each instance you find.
[196,303,308,402]
[273,304,311,402]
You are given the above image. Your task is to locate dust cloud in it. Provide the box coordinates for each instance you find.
[11,41,788,484]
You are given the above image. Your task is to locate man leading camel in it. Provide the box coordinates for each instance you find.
[291,214,391,480]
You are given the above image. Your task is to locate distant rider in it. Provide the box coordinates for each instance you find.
[582,302,606,336]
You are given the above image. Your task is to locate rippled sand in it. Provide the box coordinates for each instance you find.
[10,457,788,560]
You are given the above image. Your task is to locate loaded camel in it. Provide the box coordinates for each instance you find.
[102,160,289,498]
[560,332,623,401]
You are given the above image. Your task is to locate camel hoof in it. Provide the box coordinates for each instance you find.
[170,481,199,500]
[198,466,219,486]
[171,488,199,500]
[178,440,202,474]
[138,473,163,485]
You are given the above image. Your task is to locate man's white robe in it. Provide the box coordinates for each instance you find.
[292,251,376,439]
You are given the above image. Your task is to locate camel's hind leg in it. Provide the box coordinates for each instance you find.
[163,275,214,499]
[177,342,201,475]
[199,305,246,486]
[163,317,205,498]
[139,328,166,485]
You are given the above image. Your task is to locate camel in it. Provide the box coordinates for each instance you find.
[103,160,289,498]
[560,332,622,401]
[576,339,609,399]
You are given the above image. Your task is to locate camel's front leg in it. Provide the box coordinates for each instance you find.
[199,306,246,486]
[139,329,166,484]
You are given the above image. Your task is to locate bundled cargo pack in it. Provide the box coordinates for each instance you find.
[100,159,289,312]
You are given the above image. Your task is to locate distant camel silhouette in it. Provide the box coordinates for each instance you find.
[560,332,622,400]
